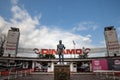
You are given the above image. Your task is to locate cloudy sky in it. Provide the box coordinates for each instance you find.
[0,0,120,50]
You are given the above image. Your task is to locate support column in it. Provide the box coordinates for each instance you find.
[70,62,77,72]
[32,61,35,72]
[51,62,54,72]
[48,62,54,72]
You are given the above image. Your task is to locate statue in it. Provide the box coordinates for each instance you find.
[57,40,65,64]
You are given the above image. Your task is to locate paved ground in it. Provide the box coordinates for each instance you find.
[1,72,120,80]
[0,73,100,80]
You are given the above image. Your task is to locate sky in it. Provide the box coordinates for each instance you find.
[0,0,120,50]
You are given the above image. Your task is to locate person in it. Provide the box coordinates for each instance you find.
[57,40,65,64]
[80,62,85,72]
[80,62,89,72]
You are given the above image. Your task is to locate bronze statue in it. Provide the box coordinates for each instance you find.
[57,40,65,64]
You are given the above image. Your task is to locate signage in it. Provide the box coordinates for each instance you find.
[104,27,119,56]
[5,31,19,54]
[107,59,120,70]
[4,28,20,57]
[33,48,91,54]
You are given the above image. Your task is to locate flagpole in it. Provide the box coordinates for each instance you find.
[74,44,75,58]
[73,40,75,58]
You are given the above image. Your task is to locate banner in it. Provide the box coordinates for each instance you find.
[92,59,108,71]
[107,59,120,70]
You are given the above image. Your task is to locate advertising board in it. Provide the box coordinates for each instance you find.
[92,59,108,71]
[107,59,120,70]
[4,28,20,57]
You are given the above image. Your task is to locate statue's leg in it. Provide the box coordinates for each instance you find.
[59,54,61,62]
[61,54,64,64]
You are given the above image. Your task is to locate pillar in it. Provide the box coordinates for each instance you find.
[70,62,77,72]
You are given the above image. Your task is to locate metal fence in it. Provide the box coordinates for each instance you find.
[94,70,120,80]
[0,69,32,80]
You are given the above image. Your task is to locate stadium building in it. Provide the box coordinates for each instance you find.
[0,26,120,73]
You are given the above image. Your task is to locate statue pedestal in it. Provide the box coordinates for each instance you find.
[54,64,70,80]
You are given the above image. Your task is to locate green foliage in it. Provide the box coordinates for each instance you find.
[0,47,4,57]
[38,54,55,66]
[38,54,55,59]
[78,54,88,59]
[44,54,55,59]
[0,41,5,57]
[38,54,44,58]
[78,55,84,59]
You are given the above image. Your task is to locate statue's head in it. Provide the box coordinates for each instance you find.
[59,40,62,44]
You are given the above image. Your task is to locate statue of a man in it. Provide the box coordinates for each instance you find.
[57,40,65,64]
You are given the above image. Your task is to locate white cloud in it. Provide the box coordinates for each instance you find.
[99,40,106,47]
[0,16,10,34]
[73,21,99,31]
[86,34,92,38]
[0,0,95,50]
[73,23,87,31]
[92,25,98,30]
[11,0,18,5]
[118,27,120,30]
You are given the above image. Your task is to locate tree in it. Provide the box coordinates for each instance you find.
[78,47,90,59]
[0,42,4,57]
[38,54,56,66]
[38,54,44,58]
[43,54,55,59]
[79,54,89,59]
[0,34,6,57]
[38,54,55,59]
[78,55,83,59]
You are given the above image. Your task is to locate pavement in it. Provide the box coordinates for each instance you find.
[0,72,100,80]
[1,72,120,80]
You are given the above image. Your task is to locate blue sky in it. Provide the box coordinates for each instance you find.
[0,0,120,49]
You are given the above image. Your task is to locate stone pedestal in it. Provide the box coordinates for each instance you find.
[54,64,70,80]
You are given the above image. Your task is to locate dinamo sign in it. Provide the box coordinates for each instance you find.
[33,48,91,54]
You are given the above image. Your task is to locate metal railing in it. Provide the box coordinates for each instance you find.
[0,69,32,80]
[94,70,120,80]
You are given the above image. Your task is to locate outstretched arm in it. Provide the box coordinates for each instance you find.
[57,45,59,51]
[63,45,65,49]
